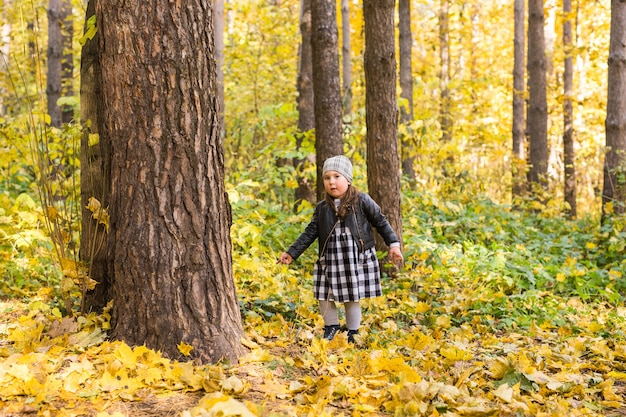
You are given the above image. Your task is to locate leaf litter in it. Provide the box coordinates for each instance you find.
[1,264,626,417]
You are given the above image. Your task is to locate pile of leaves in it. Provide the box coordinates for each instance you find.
[2,184,626,416]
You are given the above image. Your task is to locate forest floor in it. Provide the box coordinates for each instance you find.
[2,281,626,417]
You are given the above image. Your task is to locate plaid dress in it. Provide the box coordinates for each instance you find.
[313,220,382,302]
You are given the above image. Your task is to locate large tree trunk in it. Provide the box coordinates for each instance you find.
[214,0,225,136]
[602,0,626,217]
[363,0,403,254]
[80,0,111,313]
[512,0,526,199]
[294,0,316,208]
[311,0,343,200]
[563,0,576,218]
[527,0,548,191]
[398,0,415,180]
[96,0,245,364]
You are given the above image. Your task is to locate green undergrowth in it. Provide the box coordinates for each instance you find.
[2,172,625,338]
[229,181,626,339]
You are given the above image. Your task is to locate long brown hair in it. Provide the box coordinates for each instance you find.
[325,185,360,219]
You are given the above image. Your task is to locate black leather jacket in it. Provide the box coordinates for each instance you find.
[286,192,400,260]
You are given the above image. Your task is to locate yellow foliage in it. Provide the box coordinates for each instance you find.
[440,344,473,362]
[182,393,256,417]
[435,314,451,329]
[85,197,110,232]
[177,341,194,357]
[585,242,597,250]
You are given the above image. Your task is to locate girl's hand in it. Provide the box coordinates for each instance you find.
[277,252,293,265]
[389,246,404,262]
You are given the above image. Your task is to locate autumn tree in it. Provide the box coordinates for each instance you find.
[602,0,626,217]
[363,0,403,252]
[1,3,11,116]
[94,0,245,363]
[47,0,62,126]
[80,0,111,312]
[527,0,548,193]
[47,0,73,126]
[294,0,316,207]
[214,0,225,136]
[311,0,343,200]
[563,0,576,217]
[438,0,452,145]
[341,0,352,116]
[398,0,415,180]
[512,0,526,198]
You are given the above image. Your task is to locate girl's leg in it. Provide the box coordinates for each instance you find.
[344,301,361,343]
[319,300,340,340]
[319,300,339,325]
[344,301,361,329]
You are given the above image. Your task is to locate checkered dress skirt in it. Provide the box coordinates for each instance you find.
[313,221,382,302]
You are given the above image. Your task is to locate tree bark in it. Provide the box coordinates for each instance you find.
[60,0,73,124]
[341,0,352,117]
[47,0,62,127]
[47,0,73,126]
[512,0,526,198]
[363,0,403,254]
[80,0,112,313]
[398,0,413,124]
[0,2,10,116]
[602,0,626,217]
[398,0,415,180]
[438,0,452,145]
[311,0,343,200]
[96,0,245,363]
[294,0,316,208]
[563,0,576,218]
[527,0,548,191]
[214,0,225,137]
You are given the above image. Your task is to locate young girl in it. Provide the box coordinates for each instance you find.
[277,155,403,343]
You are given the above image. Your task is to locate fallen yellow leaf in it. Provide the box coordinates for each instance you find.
[177,341,194,357]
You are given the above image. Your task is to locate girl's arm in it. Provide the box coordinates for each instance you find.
[388,245,404,262]
[281,204,321,261]
[277,252,293,264]
[360,193,400,246]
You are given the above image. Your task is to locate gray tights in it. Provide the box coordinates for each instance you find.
[319,300,361,331]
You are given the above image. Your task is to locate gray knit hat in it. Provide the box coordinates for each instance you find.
[323,155,353,183]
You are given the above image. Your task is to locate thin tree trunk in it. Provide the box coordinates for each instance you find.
[512,0,526,198]
[527,0,548,191]
[0,1,11,116]
[341,0,352,116]
[602,0,626,217]
[294,0,316,208]
[47,0,62,127]
[96,0,245,363]
[398,0,415,180]
[438,0,452,145]
[80,0,111,313]
[363,0,403,255]
[563,0,576,218]
[60,0,73,124]
[311,0,343,200]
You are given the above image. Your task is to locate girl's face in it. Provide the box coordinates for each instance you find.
[323,170,350,198]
